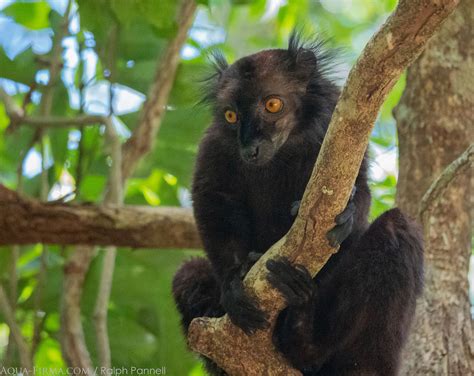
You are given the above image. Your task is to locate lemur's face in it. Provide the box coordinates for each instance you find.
[208,46,318,166]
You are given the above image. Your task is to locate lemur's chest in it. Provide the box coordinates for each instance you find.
[243,161,312,252]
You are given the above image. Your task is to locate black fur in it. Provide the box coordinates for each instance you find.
[172,31,423,375]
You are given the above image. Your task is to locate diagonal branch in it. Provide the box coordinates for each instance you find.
[121,0,197,180]
[187,0,460,374]
[419,143,474,218]
[0,86,24,124]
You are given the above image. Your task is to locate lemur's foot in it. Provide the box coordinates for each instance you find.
[266,258,315,306]
[221,275,268,335]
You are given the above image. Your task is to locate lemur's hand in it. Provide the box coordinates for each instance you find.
[221,271,268,335]
[239,251,264,278]
[326,186,357,247]
[266,258,315,306]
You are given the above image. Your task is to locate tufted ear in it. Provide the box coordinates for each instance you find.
[210,50,229,78]
[287,30,318,80]
[198,50,229,107]
[287,30,336,82]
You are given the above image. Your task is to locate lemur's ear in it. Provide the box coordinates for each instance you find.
[287,30,317,80]
[199,50,229,107]
[287,29,337,82]
[210,50,229,78]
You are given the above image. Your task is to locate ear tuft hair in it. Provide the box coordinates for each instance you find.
[210,50,229,75]
[288,29,305,60]
[287,29,339,79]
[198,50,229,107]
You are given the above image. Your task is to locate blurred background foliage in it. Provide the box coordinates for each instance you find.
[0,0,401,374]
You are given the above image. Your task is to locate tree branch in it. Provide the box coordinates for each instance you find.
[20,114,107,127]
[419,143,473,218]
[3,246,19,366]
[121,0,197,180]
[60,245,95,371]
[0,86,24,124]
[0,285,33,370]
[39,0,72,117]
[187,0,459,374]
[35,3,78,359]
[0,184,200,249]
[94,118,122,368]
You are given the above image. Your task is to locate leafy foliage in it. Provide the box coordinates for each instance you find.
[0,0,400,373]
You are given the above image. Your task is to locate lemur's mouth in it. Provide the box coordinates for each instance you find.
[240,141,275,166]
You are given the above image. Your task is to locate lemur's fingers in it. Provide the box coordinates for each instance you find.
[222,277,269,334]
[327,215,354,247]
[267,259,313,295]
[230,296,269,335]
[266,259,314,306]
[335,202,356,225]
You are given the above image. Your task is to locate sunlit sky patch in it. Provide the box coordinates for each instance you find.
[369,143,398,181]
[261,0,287,21]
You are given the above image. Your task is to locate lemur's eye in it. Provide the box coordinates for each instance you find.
[265,97,283,113]
[225,110,238,124]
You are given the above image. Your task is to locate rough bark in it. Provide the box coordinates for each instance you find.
[395,1,474,374]
[0,184,201,249]
[188,1,459,374]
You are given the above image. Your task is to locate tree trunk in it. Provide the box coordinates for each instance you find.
[395,1,474,374]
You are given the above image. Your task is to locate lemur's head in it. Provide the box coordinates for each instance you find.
[203,31,339,166]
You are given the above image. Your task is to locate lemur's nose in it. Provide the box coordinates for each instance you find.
[241,144,260,162]
[250,146,259,159]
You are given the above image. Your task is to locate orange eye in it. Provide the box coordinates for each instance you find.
[225,110,238,124]
[265,97,283,113]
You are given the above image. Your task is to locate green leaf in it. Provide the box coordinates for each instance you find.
[168,59,209,107]
[79,174,106,201]
[141,186,161,206]
[35,338,65,369]
[143,106,211,187]
[0,49,37,84]
[3,1,52,30]
[381,73,406,121]
[117,23,168,62]
[110,0,179,34]
[49,128,70,172]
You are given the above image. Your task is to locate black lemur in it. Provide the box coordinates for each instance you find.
[172,33,423,376]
